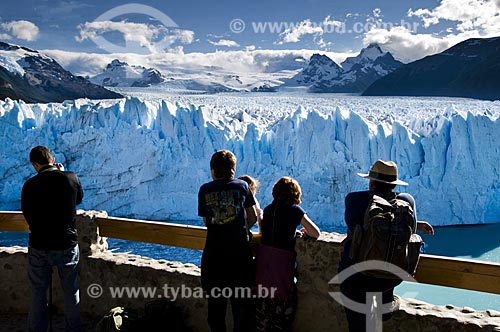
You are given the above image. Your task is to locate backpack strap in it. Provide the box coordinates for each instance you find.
[394,192,417,233]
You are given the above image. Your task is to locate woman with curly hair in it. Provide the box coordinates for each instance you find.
[255,176,320,332]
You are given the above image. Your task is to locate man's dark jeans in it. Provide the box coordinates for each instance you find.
[28,245,82,332]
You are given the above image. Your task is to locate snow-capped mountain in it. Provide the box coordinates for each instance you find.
[161,78,237,93]
[90,59,165,87]
[363,36,500,100]
[281,44,402,93]
[341,44,395,72]
[150,71,283,94]
[91,59,288,93]
[0,42,122,103]
[282,54,343,86]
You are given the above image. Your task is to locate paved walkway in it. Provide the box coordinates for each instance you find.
[0,313,100,332]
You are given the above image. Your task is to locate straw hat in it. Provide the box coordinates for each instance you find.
[357,160,408,186]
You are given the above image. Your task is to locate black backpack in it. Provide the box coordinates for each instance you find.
[349,193,423,278]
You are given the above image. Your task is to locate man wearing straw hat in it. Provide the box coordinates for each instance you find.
[338,160,434,332]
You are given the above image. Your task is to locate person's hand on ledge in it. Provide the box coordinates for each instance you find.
[296,229,319,241]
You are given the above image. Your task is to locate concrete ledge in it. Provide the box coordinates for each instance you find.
[79,252,204,331]
[1,211,500,331]
[0,246,29,313]
[387,300,500,332]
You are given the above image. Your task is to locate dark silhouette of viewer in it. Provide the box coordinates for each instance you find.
[338,160,433,332]
[21,146,84,332]
[198,150,258,332]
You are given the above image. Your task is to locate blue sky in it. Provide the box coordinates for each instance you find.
[1,0,445,53]
[1,0,499,73]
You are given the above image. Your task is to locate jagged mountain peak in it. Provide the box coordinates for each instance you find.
[91,59,165,87]
[341,43,390,71]
[359,43,385,58]
[282,53,342,86]
[107,59,128,68]
[309,53,336,65]
[281,46,401,93]
[307,54,342,72]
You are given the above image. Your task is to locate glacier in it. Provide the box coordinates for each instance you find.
[0,94,499,227]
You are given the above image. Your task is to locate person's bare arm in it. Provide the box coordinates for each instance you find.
[299,214,320,239]
[417,221,434,235]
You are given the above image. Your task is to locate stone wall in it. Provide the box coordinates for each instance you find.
[294,233,500,332]
[1,211,499,331]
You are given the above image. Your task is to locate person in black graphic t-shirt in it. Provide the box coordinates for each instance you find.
[198,150,258,332]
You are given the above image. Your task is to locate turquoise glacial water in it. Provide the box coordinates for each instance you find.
[1,222,499,311]
[394,223,500,311]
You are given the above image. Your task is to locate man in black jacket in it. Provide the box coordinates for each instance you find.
[21,146,84,332]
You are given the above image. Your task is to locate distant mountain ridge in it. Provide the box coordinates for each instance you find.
[90,59,165,87]
[281,44,403,93]
[363,36,500,100]
[4,37,498,100]
[0,42,122,103]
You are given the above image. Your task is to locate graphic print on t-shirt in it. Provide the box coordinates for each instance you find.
[204,190,242,225]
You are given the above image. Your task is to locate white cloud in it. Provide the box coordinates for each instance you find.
[323,16,344,30]
[1,20,40,41]
[408,8,439,28]
[276,16,343,48]
[77,21,158,46]
[42,48,356,77]
[362,0,500,63]
[363,27,452,62]
[0,33,12,40]
[346,13,361,19]
[277,20,323,44]
[208,39,240,47]
[316,37,331,49]
[161,30,194,53]
[42,50,112,77]
[408,0,500,32]
[363,26,489,63]
[76,20,194,53]
[171,30,194,44]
